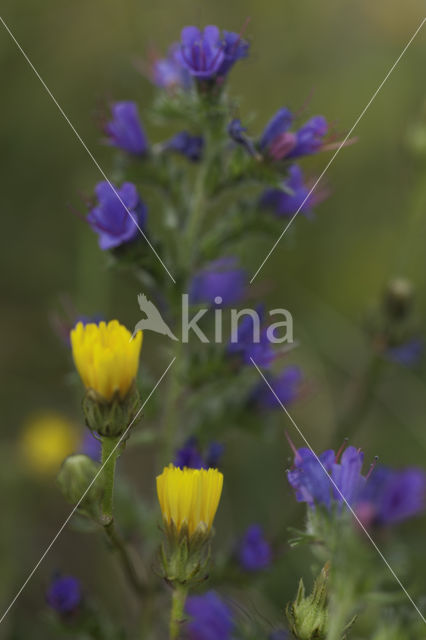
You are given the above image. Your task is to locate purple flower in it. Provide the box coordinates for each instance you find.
[166,131,204,162]
[259,108,294,151]
[260,165,314,218]
[46,575,82,615]
[287,116,328,158]
[358,466,426,526]
[178,26,225,79]
[217,30,249,76]
[80,431,102,462]
[228,118,257,156]
[287,445,366,510]
[87,181,147,250]
[151,43,192,90]
[386,338,423,366]
[174,437,205,469]
[189,258,247,307]
[105,102,147,155]
[178,26,248,81]
[174,437,224,469]
[254,366,302,409]
[238,524,271,571]
[185,591,234,640]
[227,307,275,367]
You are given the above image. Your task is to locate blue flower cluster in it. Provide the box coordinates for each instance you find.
[46,575,82,615]
[287,442,426,526]
[174,436,224,470]
[185,591,234,640]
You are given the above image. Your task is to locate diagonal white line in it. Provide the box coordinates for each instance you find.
[250,17,426,284]
[0,15,176,284]
[250,357,426,624]
[0,357,176,626]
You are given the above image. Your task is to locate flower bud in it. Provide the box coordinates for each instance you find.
[57,454,103,519]
[82,383,140,438]
[286,565,329,640]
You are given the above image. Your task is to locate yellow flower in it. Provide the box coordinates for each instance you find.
[156,464,223,538]
[70,320,142,402]
[20,412,78,475]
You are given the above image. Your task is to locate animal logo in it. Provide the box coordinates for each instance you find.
[131,293,179,341]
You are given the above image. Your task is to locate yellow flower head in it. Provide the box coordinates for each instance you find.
[70,320,142,402]
[156,464,223,538]
[20,412,78,475]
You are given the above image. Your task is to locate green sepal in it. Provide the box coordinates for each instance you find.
[82,383,140,438]
[159,521,213,587]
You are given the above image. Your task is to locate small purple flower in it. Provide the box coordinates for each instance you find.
[259,108,294,151]
[189,257,247,307]
[151,43,192,90]
[80,431,102,462]
[166,131,204,162]
[105,102,148,155]
[238,524,271,571]
[287,116,328,158]
[228,307,275,367]
[254,366,303,409]
[217,30,250,76]
[185,591,234,640]
[287,444,366,510]
[46,575,82,615]
[358,466,426,526]
[87,181,147,250]
[386,338,423,366]
[260,165,314,218]
[174,437,205,469]
[178,26,225,79]
[174,437,224,469]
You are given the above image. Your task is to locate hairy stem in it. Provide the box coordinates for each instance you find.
[101,435,120,522]
[169,585,188,640]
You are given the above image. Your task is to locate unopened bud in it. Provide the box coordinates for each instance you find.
[57,454,103,519]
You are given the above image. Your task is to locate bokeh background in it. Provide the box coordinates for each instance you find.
[1,0,425,637]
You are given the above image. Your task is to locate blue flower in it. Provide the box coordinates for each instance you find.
[217,30,250,76]
[189,257,247,307]
[287,116,328,158]
[185,591,234,640]
[238,524,271,571]
[254,366,303,409]
[87,181,147,250]
[260,165,314,218]
[358,466,426,526]
[178,26,249,80]
[259,108,294,151]
[105,102,148,155]
[174,437,205,469]
[174,437,224,469]
[80,431,102,462]
[151,43,192,90]
[287,444,366,510]
[259,109,328,160]
[386,338,423,366]
[178,26,225,79]
[46,575,82,614]
[166,131,204,162]
[227,306,275,367]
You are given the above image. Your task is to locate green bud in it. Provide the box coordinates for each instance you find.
[286,564,329,640]
[159,522,212,587]
[82,383,140,438]
[57,454,103,519]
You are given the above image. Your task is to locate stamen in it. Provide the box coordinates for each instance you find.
[335,438,348,462]
[366,456,379,481]
[285,431,302,463]
[229,16,251,56]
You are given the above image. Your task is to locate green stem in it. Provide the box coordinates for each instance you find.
[104,520,146,598]
[169,585,188,640]
[101,436,120,522]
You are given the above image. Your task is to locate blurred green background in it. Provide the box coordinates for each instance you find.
[1,0,425,637]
